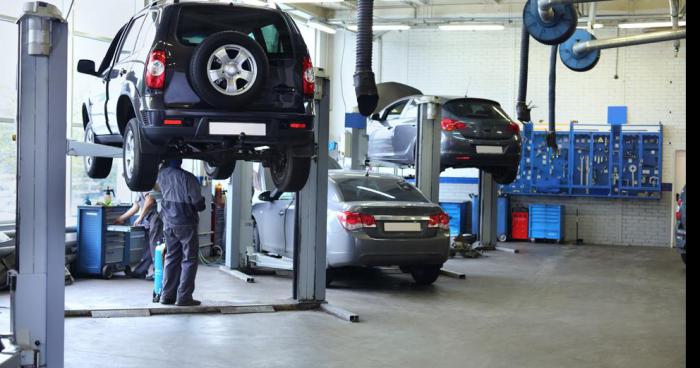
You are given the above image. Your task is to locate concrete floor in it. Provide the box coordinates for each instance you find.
[1,243,686,367]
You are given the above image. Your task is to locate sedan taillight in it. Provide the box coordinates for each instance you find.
[145,50,166,90]
[337,211,376,230]
[302,56,315,98]
[428,212,450,230]
[441,118,466,131]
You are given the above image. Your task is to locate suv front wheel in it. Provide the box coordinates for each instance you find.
[269,148,310,192]
[123,118,160,191]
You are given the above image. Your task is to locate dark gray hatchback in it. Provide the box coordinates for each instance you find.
[367,96,522,184]
[78,2,315,191]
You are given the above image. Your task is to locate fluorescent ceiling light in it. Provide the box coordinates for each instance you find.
[308,21,336,34]
[576,23,604,29]
[277,0,343,3]
[347,24,411,31]
[439,24,504,31]
[618,21,686,29]
[239,0,273,7]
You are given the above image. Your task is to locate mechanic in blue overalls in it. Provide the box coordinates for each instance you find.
[114,190,163,280]
[157,159,206,307]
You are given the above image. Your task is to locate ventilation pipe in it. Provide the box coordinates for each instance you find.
[572,29,686,56]
[354,0,379,116]
[516,24,531,122]
[669,0,680,55]
[547,45,558,151]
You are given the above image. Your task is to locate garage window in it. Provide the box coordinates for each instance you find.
[334,177,429,203]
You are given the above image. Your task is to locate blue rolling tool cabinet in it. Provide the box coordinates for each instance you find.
[502,123,662,199]
[77,205,133,279]
[528,204,565,242]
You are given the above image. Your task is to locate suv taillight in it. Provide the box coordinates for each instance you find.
[145,50,166,90]
[428,212,450,231]
[508,121,521,134]
[337,211,376,231]
[303,56,315,97]
[676,199,682,221]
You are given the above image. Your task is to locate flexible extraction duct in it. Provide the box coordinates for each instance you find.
[547,45,558,150]
[354,0,379,116]
[516,24,531,122]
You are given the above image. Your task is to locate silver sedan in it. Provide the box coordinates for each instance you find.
[252,170,451,285]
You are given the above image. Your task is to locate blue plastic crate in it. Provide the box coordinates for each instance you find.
[528,204,564,242]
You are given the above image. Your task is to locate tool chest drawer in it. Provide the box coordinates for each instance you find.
[528,204,564,241]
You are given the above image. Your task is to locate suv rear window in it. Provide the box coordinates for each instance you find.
[333,177,429,203]
[176,6,293,58]
[444,99,513,122]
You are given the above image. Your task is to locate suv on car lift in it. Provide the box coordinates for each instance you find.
[78,1,316,191]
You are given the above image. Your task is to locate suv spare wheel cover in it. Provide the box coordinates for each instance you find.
[190,31,269,109]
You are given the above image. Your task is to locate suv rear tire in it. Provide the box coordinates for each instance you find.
[189,31,269,109]
[123,118,160,191]
[84,122,113,179]
[204,160,236,180]
[269,148,310,192]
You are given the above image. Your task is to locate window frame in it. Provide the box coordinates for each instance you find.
[115,14,146,63]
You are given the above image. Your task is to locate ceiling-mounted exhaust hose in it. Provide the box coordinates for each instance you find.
[547,44,558,153]
[354,0,379,116]
[516,24,531,123]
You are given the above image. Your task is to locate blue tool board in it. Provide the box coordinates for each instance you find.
[501,122,662,199]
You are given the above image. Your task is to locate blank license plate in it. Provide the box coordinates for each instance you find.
[384,222,421,232]
[210,122,266,136]
[476,145,503,154]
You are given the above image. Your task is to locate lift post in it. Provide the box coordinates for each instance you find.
[221,75,330,303]
[223,161,254,271]
[477,172,499,250]
[12,3,67,367]
[294,75,330,301]
[415,96,441,203]
[349,127,368,170]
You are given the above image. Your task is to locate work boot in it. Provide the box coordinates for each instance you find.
[175,299,201,307]
[160,297,175,305]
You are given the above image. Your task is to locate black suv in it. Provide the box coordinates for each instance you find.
[78,2,315,191]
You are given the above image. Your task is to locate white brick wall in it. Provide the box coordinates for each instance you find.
[328,26,685,247]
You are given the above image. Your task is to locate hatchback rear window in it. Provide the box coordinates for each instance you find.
[333,177,429,203]
[444,99,513,121]
[176,6,293,58]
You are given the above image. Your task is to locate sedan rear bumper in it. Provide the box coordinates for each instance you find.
[328,231,451,268]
